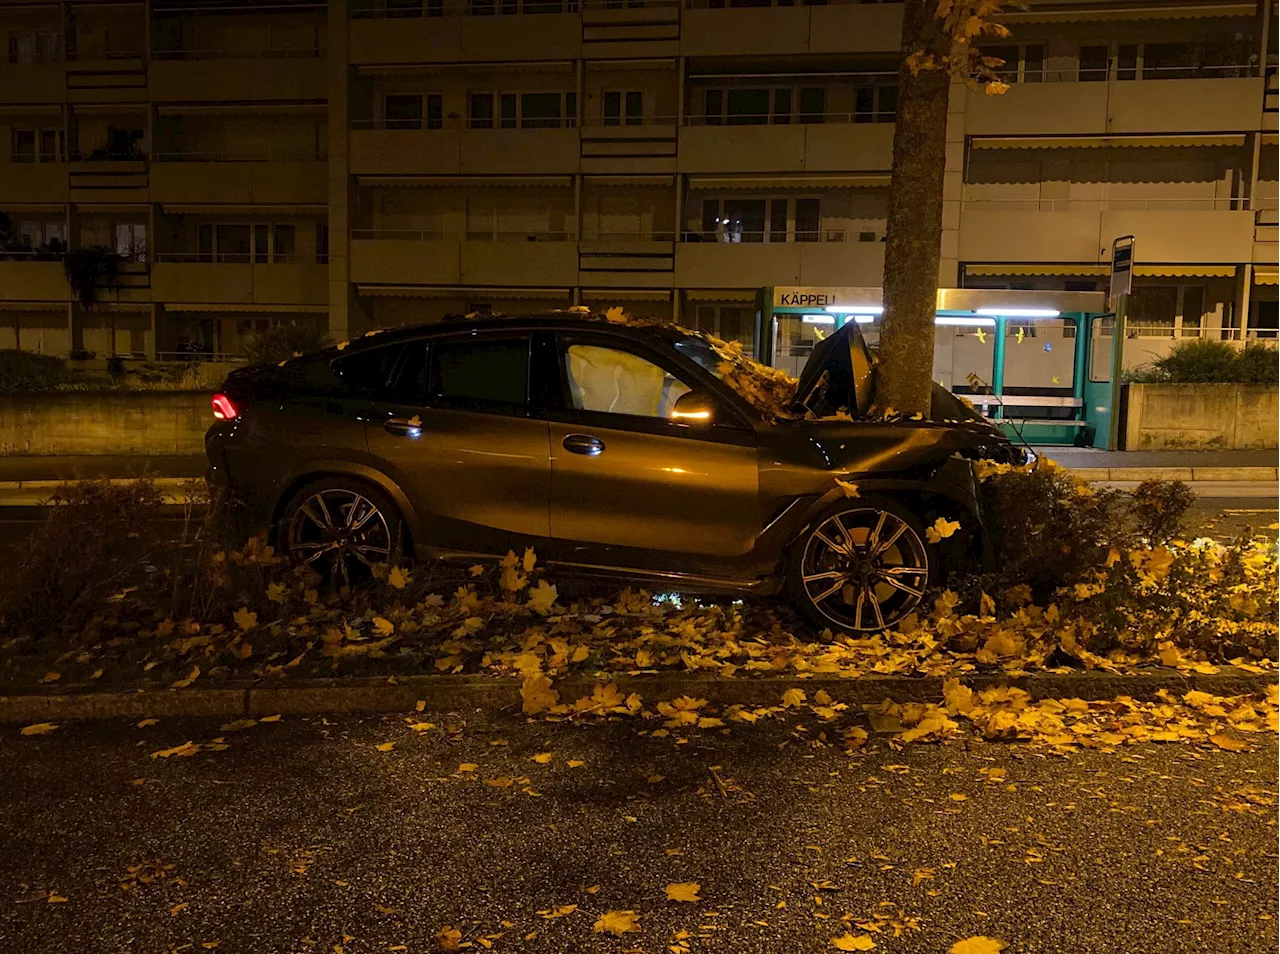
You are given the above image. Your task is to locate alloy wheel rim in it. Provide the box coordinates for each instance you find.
[800,508,929,632]
[286,489,392,588]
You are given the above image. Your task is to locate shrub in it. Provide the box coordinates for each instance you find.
[0,350,73,394]
[1126,338,1279,384]
[1129,479,1195,544]
[0,478,169,642]
[1235,343,1280,384]
[244,323,329,368]
[977,463,1198,593]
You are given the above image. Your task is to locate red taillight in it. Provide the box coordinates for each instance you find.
[211,393,239,421]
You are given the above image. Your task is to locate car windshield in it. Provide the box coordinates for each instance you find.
[673,334,732,382]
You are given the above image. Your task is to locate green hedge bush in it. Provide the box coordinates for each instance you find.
[1126,339,1279,384]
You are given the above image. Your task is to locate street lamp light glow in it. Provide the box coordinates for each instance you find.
[974,307,1061,318]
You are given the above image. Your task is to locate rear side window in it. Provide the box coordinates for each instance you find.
[394,337,530,408]
[331,344,406,392]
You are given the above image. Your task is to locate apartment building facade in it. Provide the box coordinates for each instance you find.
[0,0,1275,370]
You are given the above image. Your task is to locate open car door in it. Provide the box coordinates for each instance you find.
[791,319,1004,432]
[791,320,876,418]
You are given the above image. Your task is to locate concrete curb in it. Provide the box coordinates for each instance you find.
[1071,466,1277,482]
[1,670,1273,724]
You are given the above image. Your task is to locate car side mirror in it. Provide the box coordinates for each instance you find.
[671,389,718,424]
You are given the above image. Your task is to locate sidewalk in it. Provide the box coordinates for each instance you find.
[1034,447,1278,484]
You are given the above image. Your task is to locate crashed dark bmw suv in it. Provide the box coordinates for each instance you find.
[206,314,1020,633]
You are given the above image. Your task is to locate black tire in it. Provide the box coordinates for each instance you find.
[785,494,936,634]
[278,477,408,589]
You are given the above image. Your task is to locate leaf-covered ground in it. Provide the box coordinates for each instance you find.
[2,706,1276,954]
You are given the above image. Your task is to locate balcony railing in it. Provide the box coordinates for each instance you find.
[685,110,894,125]
[152,151,328,162]
[961,196,1254,212]
[154,252,305,263]
[351,229,577,241]
[351,117,578,130]
[352,0,685,17]
[680,227,882,242]
[150,46,325,61]
[983,63,1255,84]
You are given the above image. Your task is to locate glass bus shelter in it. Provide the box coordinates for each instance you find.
[756,286,1115,447]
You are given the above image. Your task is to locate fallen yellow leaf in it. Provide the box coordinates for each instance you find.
[593,910,640,935]
[21,723,58,736]
[375,742,395,752]
[950,938,1007,954]
[665,882,701,903]
[832,934,876,951]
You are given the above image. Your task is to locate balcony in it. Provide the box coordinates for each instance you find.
[578,237,675,288]
[675,232,882,288]
[958,203,1256,265]
[966,74,1265,137]
[349,124,580,175]
[0,261,70,302]
[580,121,678,175]
[68,160,149,204]
[349,232,579,287]
[150,260,329,305]
[150,158,328,205]
[66,55,148,104]
[148,52,327,103]
[0,163,69,204]
[681,0,901,58]
[0,62,64,104]
[679,120,893,174]
[349,9,579,64]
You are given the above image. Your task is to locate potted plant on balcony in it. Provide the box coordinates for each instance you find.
[63,245,121,310]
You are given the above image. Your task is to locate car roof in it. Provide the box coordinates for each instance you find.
[322,312,688,360]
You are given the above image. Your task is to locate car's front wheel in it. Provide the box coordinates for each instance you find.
[279,478,406,588]
[787,497,934,633]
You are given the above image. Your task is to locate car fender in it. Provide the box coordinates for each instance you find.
[272,460,424,544]
[781,463,993,571]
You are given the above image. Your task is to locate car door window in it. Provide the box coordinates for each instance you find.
[564,343,692,419]
[395,336,530,410]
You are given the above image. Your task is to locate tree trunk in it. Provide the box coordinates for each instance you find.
[874,0,952,416]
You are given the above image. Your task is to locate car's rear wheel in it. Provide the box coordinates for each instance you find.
[280,478,405,589]
[787,496,933,633]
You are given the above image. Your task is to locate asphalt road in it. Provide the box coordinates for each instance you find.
[0,711,1275,954]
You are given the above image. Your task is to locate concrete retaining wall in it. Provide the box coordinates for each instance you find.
[1124,383,1279,450]
[0,392,210,456]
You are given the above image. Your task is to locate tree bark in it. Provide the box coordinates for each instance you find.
[874,0,952,416]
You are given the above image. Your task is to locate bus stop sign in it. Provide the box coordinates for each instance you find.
[1110,235,1135,307]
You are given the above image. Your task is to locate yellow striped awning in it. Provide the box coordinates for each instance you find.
[1007,2,1256,22]
[580,289,672,301]
[1254,265,1280,285]
[164,303,327,313]
[967,264,1237,278]
[685,288,758,302]
[966,264,1109,277]
[971,134,1246,150]
[356,285,571,299]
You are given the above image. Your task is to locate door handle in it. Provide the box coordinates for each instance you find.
[383,417,423,437]
[563,433,605,457]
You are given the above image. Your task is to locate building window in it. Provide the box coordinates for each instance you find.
[854,82,897,123]
[273,224,296,262]
[115,223,148,262]
[11,128,63,163]
[1130,285,1178,337]
[798,87,825,124]
[470,91,576,129]
[693,304,755,352]
[384,93,442,130]
[697,196,821,243]
[603,90,643,126]
[316,223,329,264]
[981,43,1046,83]
[1077,40,1248,82]
[5,30,62,63]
